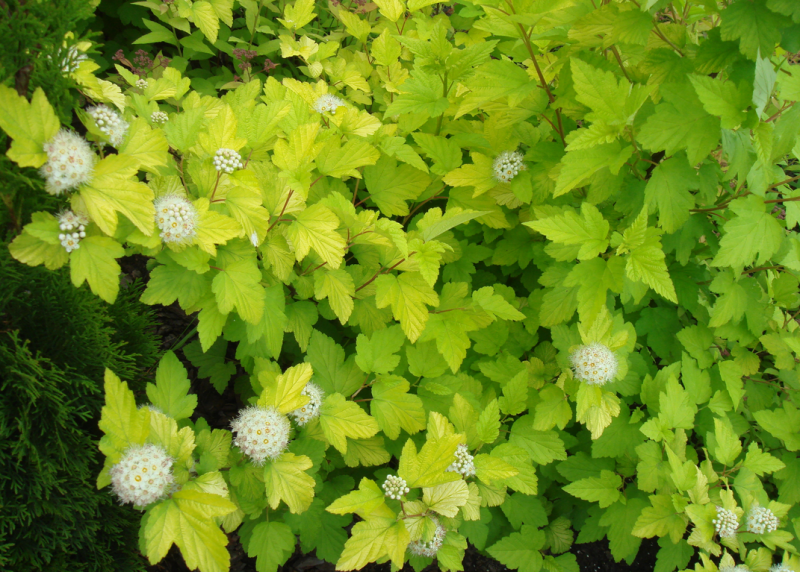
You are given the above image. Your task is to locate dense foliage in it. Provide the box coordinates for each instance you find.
[2,1,800,572]
[0,247,158,571]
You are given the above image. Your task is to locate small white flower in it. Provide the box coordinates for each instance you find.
[151,111,169,125]
[721,567,750,572]
[87,104,129,147]
[39,130,96,195]
[57,210,89,253]
[770,565,793,572]
[713,506,740,539]
[492,151,526,183]
[382,474,410,500]
[136,78,148,89]
[154,194,198,245]
[313,94,345,114]
[408,517,447,558]
[570,342,618,386]
[213,148,243,174]
[57,209,89,232]
[289,382,324,426]
[110,443,174,506]
[747,503,779,534]
[447,444,475,478]
[231,406,291,465]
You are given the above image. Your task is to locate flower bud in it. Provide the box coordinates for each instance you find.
[136,79,148,89]
[382,474,409,500]
[213,148,243,174]
[151,111,169,125]
[447,444,475,478]
[713,506,739,539]
[110,443,174,507]
[231,406,291,465]
[87,104,129,147]
[569,342,618,386]
[289,382,324,426]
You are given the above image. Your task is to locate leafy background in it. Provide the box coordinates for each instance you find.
[2,0,800,572]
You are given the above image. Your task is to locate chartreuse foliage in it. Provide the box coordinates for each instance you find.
[4,0,800,571]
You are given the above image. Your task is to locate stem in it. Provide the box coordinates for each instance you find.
[268,190,294,231]
[209,171,222,202]
[518,25,566,146]
[171,26,183,57]
[355,254,416,292]
[766,175,800,193]
[609,45,630,82]
[403,193,448,225]
[247,0,265,50]
[652,24,684,56]
[351,177,361,204]
[434,71,448,136]
[742,265,783,274]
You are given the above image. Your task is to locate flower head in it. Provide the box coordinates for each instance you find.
[231,406,291,465]
[289,382,324,426]
[313,94,345,114]
[213,148,243,174]
[447,444,475,478]
[110,443,174,506]
[721,567,750,572]
[408,517,447,558]
[151,111,169,125]
[382,474,409,500]
[747,503,779,534]
[57,210,89,253]
[87,104,129,147]
[570,342,618,386]
[713,506,739,539]
[39,130,95,195]
[770,565,793,572]
[136,78,148,89]
[492,151,526,183]
[154,194,198,245]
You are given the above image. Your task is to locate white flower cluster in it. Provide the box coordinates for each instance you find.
[290,382,324,426]
[747,504,779,534]
[721,567,750,572]
[110,443,174,506]
[492,151,526,183]
[231,406,291,465]
[770,565,793,572]
[382,475,409,500]
[39,130,95,195]
[151,111,169,125]
[447,444,475,478]
[408,518,447,558]
[313,94,345,114]
[136,78,148,89]
[58,210,88,253]
[154,194,198,245]
[570,342,618,386]
[713,506,739,539]
[213,148,243,174]
[87,104,128,147]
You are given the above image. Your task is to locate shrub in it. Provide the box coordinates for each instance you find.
[0,247,159,571]
[2,1,800,572]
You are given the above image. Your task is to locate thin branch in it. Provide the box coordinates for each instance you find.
[267,190,294,232]
[355,254,416,292]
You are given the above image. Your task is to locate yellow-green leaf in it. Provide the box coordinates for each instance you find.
[264,452,316,513]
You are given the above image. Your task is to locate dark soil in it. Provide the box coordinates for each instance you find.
[124,256,661,572]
